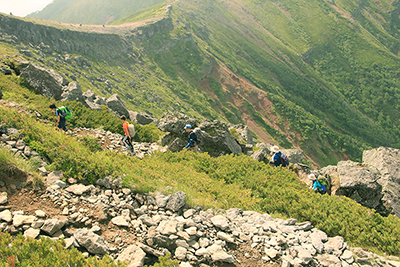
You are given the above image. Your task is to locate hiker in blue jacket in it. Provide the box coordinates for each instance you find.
[270,145,288,167]
[182,124,198,152]
[309,174,326,194]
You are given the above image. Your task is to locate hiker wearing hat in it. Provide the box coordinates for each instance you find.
[309,173,327,194]
[270,145,289,167]
[183,124,198,152]
[49,103,72,134]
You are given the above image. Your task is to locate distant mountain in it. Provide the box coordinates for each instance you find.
[3,0,400,167]
[27,0,167,25]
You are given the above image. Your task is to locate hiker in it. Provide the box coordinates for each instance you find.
[309,174,327,195]
[182,124,198,152]
[270,145,289,167]
[49,103,72,134]
[120,115,134,151]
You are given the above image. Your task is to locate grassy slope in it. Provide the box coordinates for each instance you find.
[157,0,400,165]
[1,73,400,256]
[27,0,167,25]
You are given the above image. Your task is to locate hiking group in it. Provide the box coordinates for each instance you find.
[49,103,72,135]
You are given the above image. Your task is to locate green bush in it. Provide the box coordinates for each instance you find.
[0,232,125,267]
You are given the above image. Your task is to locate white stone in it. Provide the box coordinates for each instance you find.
[0,209,12,222]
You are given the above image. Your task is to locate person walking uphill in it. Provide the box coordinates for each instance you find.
[49,103,72,134]
[270,145,289,167]
[182,124,198,152]
[120,115,134,151]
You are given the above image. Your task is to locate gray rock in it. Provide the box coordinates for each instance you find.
[156,219,178,236]
[74,228,109,255]
[281,149,304,164]
[0,209,12,222]
[20,62,66,100]
[363,147,400,217]
[117,245,146,267]
[155,195,170,208]
[111,216,129,227]
[61,82,85,105]
[0,192,8,205]
[165,191,186,212]
[24,228,41,239]
[41,219,64,236]
[210,215,230,231]
[65,184,91,195]
[46,171,63,185]
[321,161,384,211]
[106,94,129,118]
[134,112,156,125]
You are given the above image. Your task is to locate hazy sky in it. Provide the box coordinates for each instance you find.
[0,0,53,17]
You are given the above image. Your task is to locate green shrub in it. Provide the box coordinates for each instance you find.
[0,232,125,266]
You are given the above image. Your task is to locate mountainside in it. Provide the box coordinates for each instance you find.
[27,0,168,25]
[2,0,400,167]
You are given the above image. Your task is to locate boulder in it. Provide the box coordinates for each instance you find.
[229,124,253,144]
[252,148,269,162]
[165,191,186,212]
[320,161,385,212]
[167,138,187,152]
[74,228,109,255]
[20,62,67,100]
[41,219,64,236]
[60,82,85,105]
[106,94,129,118]
[157,113,198,134]
[281,149,304,164]
[117,245,146,267]
[83,90,102,110]
[363,147,400,218]
[135,112,157,125]
[198,120,242,155]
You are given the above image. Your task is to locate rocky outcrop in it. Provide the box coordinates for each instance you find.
[229,124,253,144]
[363,147,400,218]
[82,90,107,111]
[158,113,243,156]
[130,111,158,125]
[106,94,129,118]
[318,147,400,217]
[320,161,386,213]
[60,82,85,105]
[0,14,131,60]
[20,62,67,100]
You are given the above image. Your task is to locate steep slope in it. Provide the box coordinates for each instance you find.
[2,0,400,167]
[27,0,168,25]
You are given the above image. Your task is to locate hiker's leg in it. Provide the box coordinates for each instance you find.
[58,118,67,131]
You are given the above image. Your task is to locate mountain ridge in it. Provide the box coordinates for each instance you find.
[2,0,400,167]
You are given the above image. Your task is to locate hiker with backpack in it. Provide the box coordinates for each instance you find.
[120,115,134,151]
[182,124,198,152]
[270,145,289,167]
[308,173,327,195]
[49,103,72,134]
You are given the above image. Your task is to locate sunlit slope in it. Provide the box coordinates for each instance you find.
[146,0,400,164]
[27,0,168,25]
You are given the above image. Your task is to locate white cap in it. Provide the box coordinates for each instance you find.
[270,145,280,153]
[308,174,316,180]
